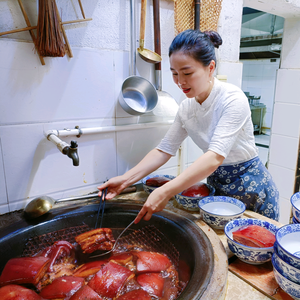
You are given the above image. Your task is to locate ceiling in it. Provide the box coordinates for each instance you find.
[240,7,284,59]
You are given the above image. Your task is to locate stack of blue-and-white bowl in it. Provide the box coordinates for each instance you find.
[271,222,300,300]
[291,192,300,224]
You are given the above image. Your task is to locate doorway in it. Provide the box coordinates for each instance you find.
[240,7,284,166]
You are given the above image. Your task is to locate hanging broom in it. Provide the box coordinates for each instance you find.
[36,0,66,57]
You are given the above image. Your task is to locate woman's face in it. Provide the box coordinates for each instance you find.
[170,51,215,102]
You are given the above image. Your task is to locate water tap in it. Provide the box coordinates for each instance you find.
[63,140,79,166]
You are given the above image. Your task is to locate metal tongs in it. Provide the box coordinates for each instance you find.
[95,188,107,229]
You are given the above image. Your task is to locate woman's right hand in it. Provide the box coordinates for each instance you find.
[97,176,128,200]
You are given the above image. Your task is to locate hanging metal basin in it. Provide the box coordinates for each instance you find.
[119,75,158,115]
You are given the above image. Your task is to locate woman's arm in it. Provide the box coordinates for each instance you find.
[98,148,172,199]
[134,150,224,223]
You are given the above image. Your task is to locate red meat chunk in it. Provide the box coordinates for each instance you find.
[136,251,172,273]
[75,228,115,253]
[37,240,74,272]
[137,273,165,298]
[146,176,171,187]
[39,275,84,299]
[232,225,275,248]
[73,260,108,278]
[181,183,210,197]
[88,261,134,298]
[117,289,151,300]
[0,256,50,286]
[69,285,103,300]
[0,284,43,300]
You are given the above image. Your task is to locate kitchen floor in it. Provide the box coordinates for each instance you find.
[255,131,270,166]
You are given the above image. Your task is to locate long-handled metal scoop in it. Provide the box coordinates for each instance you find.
[24,186,136,219]
[137,0,162,64]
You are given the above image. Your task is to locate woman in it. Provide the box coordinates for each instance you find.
[98,29,279,222]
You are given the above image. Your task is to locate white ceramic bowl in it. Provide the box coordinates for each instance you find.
[224,218,278,265]
[273,242,300,285]
[174,183,215,211]
[142,174,176,194]
[198,196,246,229]
[275,224,300,270]
[291,192,300,223]
[272,254,300,300]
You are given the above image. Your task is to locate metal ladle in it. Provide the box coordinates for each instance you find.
[24,187,136,219]
[137,0,162,64]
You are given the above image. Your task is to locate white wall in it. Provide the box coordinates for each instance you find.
[0,0,182,213]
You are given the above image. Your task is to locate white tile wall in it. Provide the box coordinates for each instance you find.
[0,137,9,214]
[268,163,296,204]
[116,125,179,176]
[0,42,117,124]
[269,134,299,170]
[278,197,292,224]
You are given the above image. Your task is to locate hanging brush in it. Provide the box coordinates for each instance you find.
[36,0,66,57]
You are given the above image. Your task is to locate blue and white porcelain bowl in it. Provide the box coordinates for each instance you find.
[291,192,300,223]
[273,242,300,285]
[224,218,278,265]
[272,255,300,300]
[198,196,246,229]
[275,224,300,270]
[142,174,176,194]
[293,217,300,224]
[174,183,215,211]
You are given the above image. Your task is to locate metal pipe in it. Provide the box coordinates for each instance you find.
[44,121,173,139]
[44,121,174,166]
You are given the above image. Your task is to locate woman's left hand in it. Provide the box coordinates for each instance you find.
[134,187,171,224]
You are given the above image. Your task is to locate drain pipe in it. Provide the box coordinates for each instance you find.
[45,121,174,166]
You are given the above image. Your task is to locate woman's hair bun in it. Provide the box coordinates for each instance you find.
[203,31,222,49]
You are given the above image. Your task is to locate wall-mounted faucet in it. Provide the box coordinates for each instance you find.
[63,140,79,166]
[44,130,80,167]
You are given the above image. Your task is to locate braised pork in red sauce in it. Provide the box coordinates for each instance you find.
[0,228,184,300]
[181,183,210,197]
[146,176,172,187]
[75,228,115,253]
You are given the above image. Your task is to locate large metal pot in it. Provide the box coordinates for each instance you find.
[0,202,214,299]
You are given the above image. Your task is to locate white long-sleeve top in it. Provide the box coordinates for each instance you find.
[156,78,258,165]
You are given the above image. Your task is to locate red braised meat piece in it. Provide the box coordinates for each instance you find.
[110,253,133,265]
[181,183,210,197]
[137,273,165,298]
[232,225,276,248]
[37,240,75,272]
[136,251,172,273]
[0,284,43,300]
[73,260,108,278]
[75,228,115,253]
[0,256,50,286]
[146,176,171,187]
[88,261,134,299]
[69,285,103,300]
[39,275,84,299]
[117,289,151,300]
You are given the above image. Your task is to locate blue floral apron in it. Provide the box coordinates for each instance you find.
[207,156,279,221]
